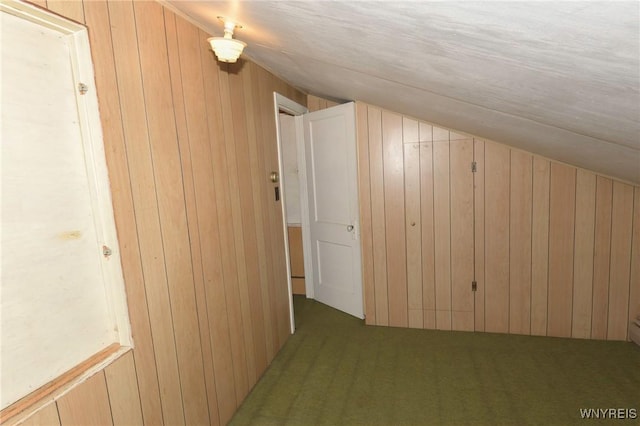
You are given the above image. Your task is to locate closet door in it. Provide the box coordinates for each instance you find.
[428,129,474,331]
[449,134,475,331]
[405,123,475,331]
[358,105,475,330]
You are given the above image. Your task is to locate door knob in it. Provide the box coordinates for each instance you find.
[347,225,354,232]
[270,171,279,183]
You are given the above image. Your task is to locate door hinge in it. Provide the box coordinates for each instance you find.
[78,83,89,95]
[472,280,477,291]
[103,245,113,258]
[471,161,477,173]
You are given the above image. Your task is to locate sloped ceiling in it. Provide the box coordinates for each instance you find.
[166,1,640,184]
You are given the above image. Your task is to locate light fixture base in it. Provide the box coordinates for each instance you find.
[217,16,242,30]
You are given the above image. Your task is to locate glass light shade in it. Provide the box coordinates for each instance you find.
[208,36,246,63]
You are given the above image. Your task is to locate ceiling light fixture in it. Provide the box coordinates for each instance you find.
[207,18,246,63]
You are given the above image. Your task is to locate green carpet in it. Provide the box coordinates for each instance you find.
[230,296,640,425]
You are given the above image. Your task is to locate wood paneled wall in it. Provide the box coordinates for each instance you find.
[14,1,305,425]
[307,94,339,112]
[356,102,640,342]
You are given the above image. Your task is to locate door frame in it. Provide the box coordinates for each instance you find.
[273,93,309,333]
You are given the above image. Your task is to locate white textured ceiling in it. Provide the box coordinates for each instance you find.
[167,1,640,184]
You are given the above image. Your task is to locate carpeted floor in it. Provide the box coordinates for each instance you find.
[230,296,640,425]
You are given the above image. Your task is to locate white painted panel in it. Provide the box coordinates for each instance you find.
[0,6,126,410]
[317,240,354,292]
[308,115,351,225]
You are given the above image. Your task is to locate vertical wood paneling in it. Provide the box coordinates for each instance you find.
[82,1,163,423]
[255,68,281,356]
[404,118,422,328]
[368,107,389,326]
[258,70,289,351]
[355,103,637,343]
[592,176,613,339]
[57,373,112,426]
[450,139,474,331]
[547,163,576,338]
[171,15,235,424]
[307,95,321,112]
[419,123,433,145]
[531,157,550,336]
[420,123,436,329]
[229,65,269,379]
[607,182,634,340]
[630,188,640,334]
[248,67,281,352]
[107,2,185,423]
[263,70,295,359]
[484,142,510,333]
[133,4,209,424]
[572,170,596,338]
[199,27,250,403]
[27,2,306,424]
[104,352,144,426]
[46,1,84,23]
[356,102,376,325]
[163,11,220,425]
[20,404,60,426]
[433,126,449,142]
[245,62,276,361]
[218,64,257,387]
[287,227,305,278]
[289,85,307,107]
[433,129,451,330]
[473,140,485,332]
[509,150,532,335]
[383,111,407,327]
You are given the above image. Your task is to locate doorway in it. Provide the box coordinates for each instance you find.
[273,94,364,334]
[279,112,307,298]
[273,93,308,333]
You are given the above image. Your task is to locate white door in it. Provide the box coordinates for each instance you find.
[303,102,363,319]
